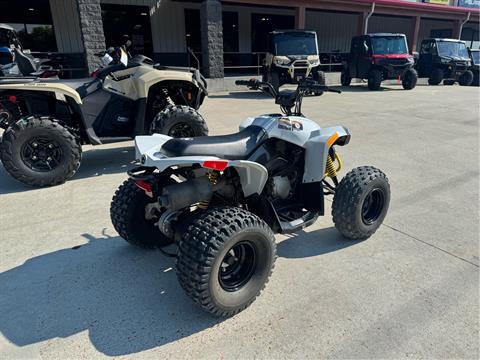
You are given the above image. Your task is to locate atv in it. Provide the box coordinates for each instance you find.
[416,38,473,86]
[110,78,391,317]
[263,30,326,92]
[341,33,417,91]
[0,52,208,187]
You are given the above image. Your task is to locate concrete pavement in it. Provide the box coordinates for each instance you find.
[0,83,478,359]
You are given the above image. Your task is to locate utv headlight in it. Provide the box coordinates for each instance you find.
[307,55,320,66]
[273,56,290,66]
[440,58,450,64]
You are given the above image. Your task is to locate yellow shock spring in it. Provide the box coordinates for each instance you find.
[325,152,343,178]
[197,171,219,209]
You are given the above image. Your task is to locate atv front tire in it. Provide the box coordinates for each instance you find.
[459,70,474,86]
[312,70,326,95]
[177,207,276,317]
[151,105,208,137]
[110,178,174,248]
[332,166,390,240]
[368,69,382,90]
[428,68,444,85]
[0,116,81,187]
[402,69,418,90]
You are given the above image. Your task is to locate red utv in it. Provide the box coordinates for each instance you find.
[341,33,417,91]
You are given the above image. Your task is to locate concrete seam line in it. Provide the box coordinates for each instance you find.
[382,223,479,269]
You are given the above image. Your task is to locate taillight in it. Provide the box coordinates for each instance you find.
[135,180,153,197]
[8,95,17,104]
[202,160,229,171]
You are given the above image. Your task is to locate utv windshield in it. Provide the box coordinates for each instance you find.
[437,41,469,59]
[272,32,317,56]
[371,36,408,55]
[471,51,480,65]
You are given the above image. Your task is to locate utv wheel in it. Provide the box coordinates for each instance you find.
[459,70,474,86]
[270,71,280,93]
[110,178,173,249]
[332,166,390,240]
[428,68,443,85]
[341,69,351,86]
[177,207,276,317]
[0,116,81,187]
[368,69,382,90]
[402,69,418,90]
[151,105,208,138]
[312,70,326,95]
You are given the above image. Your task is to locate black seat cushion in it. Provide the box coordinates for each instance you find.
[14,48,37,75]
[161,125,267,160]
[41,78,102,98]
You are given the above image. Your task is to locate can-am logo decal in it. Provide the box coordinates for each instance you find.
[278,118,303,131]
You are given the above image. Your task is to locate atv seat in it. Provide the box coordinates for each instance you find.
[41,78,102,98]
[161,125,268,160]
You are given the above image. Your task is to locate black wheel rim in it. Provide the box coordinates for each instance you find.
[168,123,196,138]
[219,241,256,292]
[361,188,385,225]
[20,136,63,172]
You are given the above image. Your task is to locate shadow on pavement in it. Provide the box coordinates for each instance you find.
[0,233,223,356]
[0,144,136,195]
[278,227,360,259]
[331,85,399,92]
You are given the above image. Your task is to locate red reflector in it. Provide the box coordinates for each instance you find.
[202,160,229,171]
[135,180,153,197]
[8,95,17,103]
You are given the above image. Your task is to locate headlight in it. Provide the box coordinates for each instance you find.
[440,58,450,64]
[308,59,320,66]
[273,56,290,66]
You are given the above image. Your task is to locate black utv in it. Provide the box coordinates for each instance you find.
[468,49,479,86]
[416,39,473,86]
[263,30,325,92]
[341,33,417,91]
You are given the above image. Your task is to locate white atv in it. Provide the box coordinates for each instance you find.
[110,79,391,317]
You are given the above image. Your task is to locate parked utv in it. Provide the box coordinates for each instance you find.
[416,38,473,86]
[110,78,391,317]
[341,33,417,91]
[0,52,208,187]
[263,30,326,92]
[468,48,479,86]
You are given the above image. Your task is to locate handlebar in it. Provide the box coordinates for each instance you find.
[235,79,341,94]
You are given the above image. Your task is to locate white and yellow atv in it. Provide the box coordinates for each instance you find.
[110,79,391,317]
[0,53,208,187]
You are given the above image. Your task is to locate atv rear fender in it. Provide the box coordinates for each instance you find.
[135,134,269,197]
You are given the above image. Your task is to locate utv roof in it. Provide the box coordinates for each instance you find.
[366,33,406,37]
[425,38,466,43]
[270,30,317,35]
[0,24,14,31]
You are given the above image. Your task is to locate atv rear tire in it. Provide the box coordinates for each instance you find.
[428,68,443,85]
[368,69,382,90]
[332,166,390,240]
[0,116,81,187]
[402,69,418,90]
[341,69,351,86]
[151,105,208,138]
[177,207,276,317]
[459,70,474,86]
[110,178,174,248]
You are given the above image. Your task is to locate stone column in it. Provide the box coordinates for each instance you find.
[409,16,421,53]
[200,0,224,78]
[76,0,106,74]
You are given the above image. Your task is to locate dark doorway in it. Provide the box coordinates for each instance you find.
[185,9,201,53]
[101,4,153,57]
[251,13,295,52]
